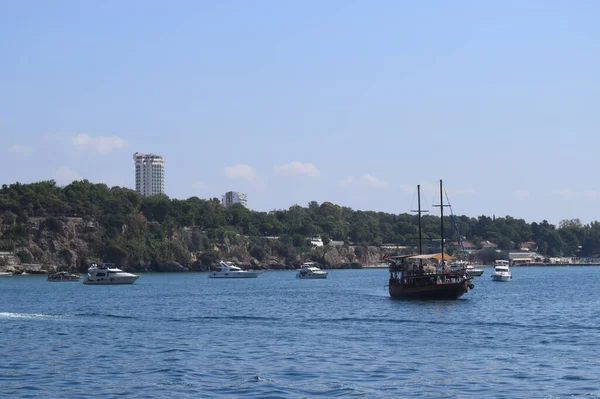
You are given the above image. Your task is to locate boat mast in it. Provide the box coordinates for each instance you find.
[418,185,423,255]
[411,185,428,256]
[440,179,444,265]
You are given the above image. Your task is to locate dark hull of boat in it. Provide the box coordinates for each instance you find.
[467,270,484,277]
[389,279,470,300]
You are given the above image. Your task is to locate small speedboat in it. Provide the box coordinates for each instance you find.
[48,271,81,282]
[208,261,262,278]
[83,264,139,285]
[491,260,512,281]
[296,262,328,279]
[466,264,485,277]
[0,271,13,277]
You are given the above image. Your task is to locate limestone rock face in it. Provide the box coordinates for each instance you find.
[0,217,389,273]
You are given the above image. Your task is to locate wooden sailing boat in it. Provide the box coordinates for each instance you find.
[387,180,474,300]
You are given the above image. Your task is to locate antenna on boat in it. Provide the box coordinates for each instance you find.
[411,185,428,256]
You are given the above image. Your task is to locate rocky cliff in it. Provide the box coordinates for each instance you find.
[0,217,388,274]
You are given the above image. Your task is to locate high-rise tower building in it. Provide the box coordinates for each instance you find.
[221,191,247,207]
[133,152,165,196]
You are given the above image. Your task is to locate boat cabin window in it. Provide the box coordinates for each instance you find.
[96,272,106,277]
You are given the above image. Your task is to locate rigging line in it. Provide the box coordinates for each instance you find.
[444,188,467,259]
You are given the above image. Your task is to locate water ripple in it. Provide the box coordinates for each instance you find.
[1,268,600,398]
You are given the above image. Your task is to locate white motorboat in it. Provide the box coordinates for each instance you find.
[491,260,511,281]
[296,262,328,279]
[83,264,139,285]
[466,264,485,277]
[48,271,81,282]
[208,261,262,278]
[0,271,13,277]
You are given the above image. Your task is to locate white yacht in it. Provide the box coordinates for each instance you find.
[296,262,328,279]
[466,264,485,277]
[208,261,262,278]
[0,271,13,277]
[82,264,139,285]
[491,260,512,281]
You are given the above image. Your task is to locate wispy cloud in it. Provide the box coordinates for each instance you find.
[223,164,257,181]
[363,174,388,188]
[401,183,475,197]
[11,144,33,156]
[553,189,600,201]
[583,190,600,200]
[273,162,320,178]
[447,188,477,197]
[553,189,578,200]
[191,181,209,192]
[54,167,81,185]
[338,174,388,188]
[337,176,356,186]
[513,189,531,200]
[72,134,128,154]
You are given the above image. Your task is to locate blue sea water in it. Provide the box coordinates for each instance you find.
[1,267,600,398]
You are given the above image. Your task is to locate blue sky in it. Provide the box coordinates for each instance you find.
[2,1,600,224]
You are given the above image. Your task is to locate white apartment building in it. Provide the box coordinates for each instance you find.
[221,191,247,207]
[134,152,165,196]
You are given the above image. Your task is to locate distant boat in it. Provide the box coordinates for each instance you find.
[208,261,262,278]
[449,260,484,277]
[48,271,81,282]
[386,181,474,300]
[296,262,328,279]
[0,271,13,277]
[466,264,485,277]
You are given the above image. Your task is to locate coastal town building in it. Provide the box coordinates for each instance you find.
[509,251,544,265]
[133,152,165,196]
[481,241,498,250]
[221,191,247,207]
[519,241,537,251]
[452,241,477,253]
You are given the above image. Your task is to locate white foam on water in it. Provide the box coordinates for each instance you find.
[0,312,59,319]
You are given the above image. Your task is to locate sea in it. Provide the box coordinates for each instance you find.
[1,267,599,398]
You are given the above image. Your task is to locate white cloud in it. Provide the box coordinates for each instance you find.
[447,188,477,197]
[223,164,257,180]
[192,181,209,191]
[54,167,81,186]
[337,176,356,186]
[273,162,320,178]
[401,183,475,197]
[11,144,33,156]
[583,190,600,200]
[363,174,388,188]
[338,174,388,188]
[72,134,128,153]
[553,189,578,200]
[400,184,416,194]
[513,189,531,200]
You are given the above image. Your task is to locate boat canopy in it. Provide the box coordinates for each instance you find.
[409,253,455,261]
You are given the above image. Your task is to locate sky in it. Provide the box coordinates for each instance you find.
[2,0,600,224]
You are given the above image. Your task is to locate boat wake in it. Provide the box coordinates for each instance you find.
[0,312,61,319]
[75,312,138,320]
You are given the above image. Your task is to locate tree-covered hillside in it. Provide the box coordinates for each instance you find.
[1,180,600,266]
